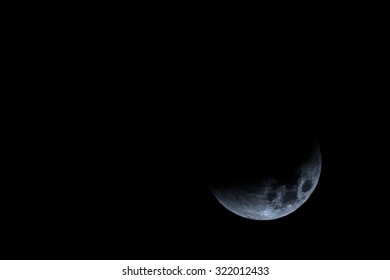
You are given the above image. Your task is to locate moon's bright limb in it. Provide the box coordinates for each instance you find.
[210,141,322,220]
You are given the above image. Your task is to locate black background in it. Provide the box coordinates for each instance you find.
[4,76,389,260]
[2,25,388,260]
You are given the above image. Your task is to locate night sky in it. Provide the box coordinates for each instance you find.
[3,0,389,263]
[2,47,388,261]
[3,91,388,260]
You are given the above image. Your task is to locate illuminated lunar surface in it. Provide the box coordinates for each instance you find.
[210,141,322,220]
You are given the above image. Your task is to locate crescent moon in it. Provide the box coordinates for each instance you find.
[210,141,322,220]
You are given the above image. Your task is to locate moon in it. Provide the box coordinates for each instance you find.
[209,139,322,220]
